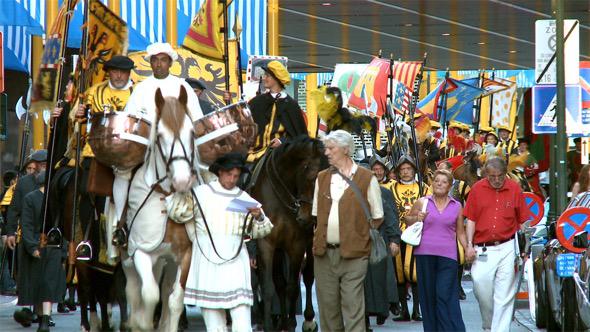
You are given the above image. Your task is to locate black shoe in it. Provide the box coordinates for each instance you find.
[75,241,92,261]
[389,303,400,316]
[57,303,69,313]
[65,299,77,312]
[32,312,39,323]
[459,287,466,300]
[13,309,33,327]
[112,228,128,247]
[376,314,387,325]
[393,308,410,322]
[411,312,422,321]
[48,316,55,327]
[37,315,50,332]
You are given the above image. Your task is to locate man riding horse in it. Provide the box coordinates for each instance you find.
[114,42,203,246]
[246,61,308,164]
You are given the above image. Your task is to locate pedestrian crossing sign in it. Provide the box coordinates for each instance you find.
[532,84,586,135]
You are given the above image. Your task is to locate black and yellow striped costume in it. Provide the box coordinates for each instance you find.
[247,92,308,163]
[498,139,517,157]
[391,181,431,284]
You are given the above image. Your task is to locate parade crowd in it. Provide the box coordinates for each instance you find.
[0,41,587,332]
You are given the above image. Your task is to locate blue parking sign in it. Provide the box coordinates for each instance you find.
[532,85,583,135]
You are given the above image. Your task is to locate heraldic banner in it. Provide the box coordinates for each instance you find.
[182,0,225,60]
[31,0,79,115]
[82,0,128,89]
[128,44,238,107]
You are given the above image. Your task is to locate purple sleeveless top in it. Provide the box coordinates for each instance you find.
[414,195,461,261]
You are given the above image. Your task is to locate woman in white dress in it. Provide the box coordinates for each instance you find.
[185,153,272,332]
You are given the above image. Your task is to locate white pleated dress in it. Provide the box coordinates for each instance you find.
[184,180,261,309]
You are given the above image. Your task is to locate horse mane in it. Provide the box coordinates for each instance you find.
[273,135,319,157]
[159,97,188,136]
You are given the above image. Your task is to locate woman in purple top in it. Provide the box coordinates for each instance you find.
[406,169,468,332]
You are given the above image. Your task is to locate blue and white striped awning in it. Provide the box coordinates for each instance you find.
[2,0,267,73]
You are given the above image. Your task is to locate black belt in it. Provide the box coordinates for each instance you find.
[476,238,512,247]
[326,243,340,249]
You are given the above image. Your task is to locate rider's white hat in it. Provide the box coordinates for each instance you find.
[144,42,178,61]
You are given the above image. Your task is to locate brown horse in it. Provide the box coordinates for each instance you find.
[121,86,194,332]
[48,161,129,331]
[452,151,533,192]
[250,136,328,332]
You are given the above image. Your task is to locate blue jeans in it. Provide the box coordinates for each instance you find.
[416,255,465,332]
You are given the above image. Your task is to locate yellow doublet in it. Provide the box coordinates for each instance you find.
[391,180,431,284]
[70,81,133,160]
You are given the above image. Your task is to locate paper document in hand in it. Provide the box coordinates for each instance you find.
[226,197,262,213]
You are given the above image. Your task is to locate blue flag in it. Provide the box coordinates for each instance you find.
[444,78,484,124]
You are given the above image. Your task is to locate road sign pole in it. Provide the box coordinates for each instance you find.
[555,0,568,215]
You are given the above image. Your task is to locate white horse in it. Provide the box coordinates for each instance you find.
[122,86,196,331]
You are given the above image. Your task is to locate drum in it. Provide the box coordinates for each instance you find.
[194,101,258,165]
[88,111,152,169]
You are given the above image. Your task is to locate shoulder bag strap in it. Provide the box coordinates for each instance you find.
[334,169,373,227]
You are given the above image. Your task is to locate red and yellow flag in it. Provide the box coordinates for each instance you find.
[182,0,224,60]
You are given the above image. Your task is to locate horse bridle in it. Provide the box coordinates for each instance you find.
[265,148,313,215]
[152,111,197,186]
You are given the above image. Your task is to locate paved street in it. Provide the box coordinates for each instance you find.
[0,278,540,331]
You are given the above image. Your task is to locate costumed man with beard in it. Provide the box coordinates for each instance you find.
[246,61,308,164]
[116,43,203,245]
[51,55,136,259]
[391,155,431,322]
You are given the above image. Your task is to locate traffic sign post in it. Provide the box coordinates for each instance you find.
[524,192,545,226]
[532,84,584,135]
[0,31,4,93]
[555,206,590,253]
[535,19,579,85]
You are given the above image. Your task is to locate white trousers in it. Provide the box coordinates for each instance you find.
[201,305,252,332]
[471,239,518,332]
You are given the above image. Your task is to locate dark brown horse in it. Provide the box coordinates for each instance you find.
[49,163,129,332]
[250,136,327,332]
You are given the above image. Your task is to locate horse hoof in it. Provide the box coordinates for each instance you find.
[302,320,318,332]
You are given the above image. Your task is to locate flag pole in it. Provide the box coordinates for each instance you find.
[65,0,90,263]
[488,68,495,127]
[232,12,243,100]
[41,0,77,248]
[386,53,395,160]
[222,0,230,105]
[440,69,451,138]
[473,69,484,138]
[17,78,33,173]
[408,52,427,196]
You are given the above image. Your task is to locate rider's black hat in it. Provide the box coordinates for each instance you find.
[103,55,135,71]
[209,153,250,176]
[185,78,206,90]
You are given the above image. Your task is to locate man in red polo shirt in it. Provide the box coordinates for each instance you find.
[464,157,528,332]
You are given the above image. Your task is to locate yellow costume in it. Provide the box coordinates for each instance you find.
[391,181,431,283]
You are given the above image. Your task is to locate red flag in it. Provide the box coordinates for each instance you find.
[392,61,422,92]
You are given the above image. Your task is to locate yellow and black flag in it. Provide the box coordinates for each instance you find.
[80,0,128,89]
